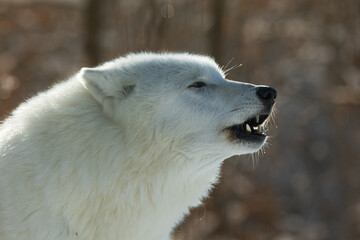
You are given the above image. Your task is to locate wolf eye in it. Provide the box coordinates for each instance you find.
[188,81,207,88]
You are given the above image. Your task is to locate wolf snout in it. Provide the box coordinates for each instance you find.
[256,86,277,106]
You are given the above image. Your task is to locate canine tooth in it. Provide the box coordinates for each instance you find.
[246,124,251,132]
[256,126,261,133]
[256,115,260,123]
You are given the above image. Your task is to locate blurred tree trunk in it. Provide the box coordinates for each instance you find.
[84,0,102,66]
[210,0,225,63]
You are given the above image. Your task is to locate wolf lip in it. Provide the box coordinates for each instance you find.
[225,114,270,142]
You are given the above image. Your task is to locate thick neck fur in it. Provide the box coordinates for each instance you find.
[56,123,222,240]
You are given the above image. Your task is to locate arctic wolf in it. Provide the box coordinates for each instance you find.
[0,53,276,240]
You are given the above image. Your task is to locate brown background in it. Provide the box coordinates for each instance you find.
[1,0,360,239]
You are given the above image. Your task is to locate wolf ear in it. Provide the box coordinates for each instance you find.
[79,67,135,104]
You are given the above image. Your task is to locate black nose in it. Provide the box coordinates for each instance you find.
[256,86,277,105]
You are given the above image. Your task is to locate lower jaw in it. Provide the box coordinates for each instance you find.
[236,133,267,144]
[222,125,267,146]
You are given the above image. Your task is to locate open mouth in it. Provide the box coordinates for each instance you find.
[225,114,270,142]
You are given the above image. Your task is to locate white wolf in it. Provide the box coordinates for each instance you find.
[0,53,276,240]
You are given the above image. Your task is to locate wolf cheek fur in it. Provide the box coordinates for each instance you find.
[0,53,276,240]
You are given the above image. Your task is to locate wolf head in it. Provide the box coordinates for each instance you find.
[79,53,276,161]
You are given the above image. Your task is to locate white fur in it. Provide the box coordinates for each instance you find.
[0,53,269,240]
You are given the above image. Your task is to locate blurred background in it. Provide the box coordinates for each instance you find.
[1,0,360,239]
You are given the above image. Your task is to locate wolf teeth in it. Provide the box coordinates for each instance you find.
[246,124,251,132]
[256,115,260,123]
